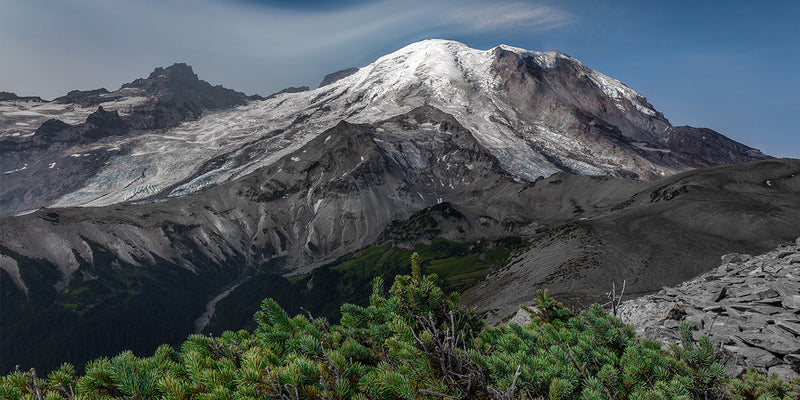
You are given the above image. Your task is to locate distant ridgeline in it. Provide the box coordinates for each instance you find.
[2,255,798,400]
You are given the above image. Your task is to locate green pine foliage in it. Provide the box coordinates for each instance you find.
[2,253,799,399]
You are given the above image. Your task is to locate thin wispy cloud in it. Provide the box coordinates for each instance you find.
[446,2,574,33]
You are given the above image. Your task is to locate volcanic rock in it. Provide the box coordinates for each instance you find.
[619,238,800,379]
[266,86,310,99]
[0,91,44,102]
[318,67,358,87]
[768,365,800,381]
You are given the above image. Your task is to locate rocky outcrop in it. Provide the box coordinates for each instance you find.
[619,239,800,380]
[318,67,358,88]
[28,106,129,145]
[53,88,111,106]
[266,86,309,99]
[120,63,248,129]
[660,126,770,169]
[0,91,44,102]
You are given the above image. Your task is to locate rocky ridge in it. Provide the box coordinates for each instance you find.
[619,238,800,380]
[266,86,309,99]
[0,91,44,102]
[318,67,358,88]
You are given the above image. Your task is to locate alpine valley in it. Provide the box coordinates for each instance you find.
[1,39,798,374]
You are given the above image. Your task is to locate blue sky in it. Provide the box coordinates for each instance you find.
[0,0,797,157]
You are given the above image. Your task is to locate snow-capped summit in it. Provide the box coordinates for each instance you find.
[273,38,761,181]
[0,39,767,215]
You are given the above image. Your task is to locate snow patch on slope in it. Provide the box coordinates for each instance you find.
[588,72,656,116]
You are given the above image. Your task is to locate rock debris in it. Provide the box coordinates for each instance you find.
[619,238,800,380]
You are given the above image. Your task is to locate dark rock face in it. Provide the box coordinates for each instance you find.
[0,91,44,102]
[26,107,129,145]
[45,63,248,130]
[266,86,310,99]
[120,63,248,129]
[660,126,770,168]
[83,106,130,139]
[489,47,769,180]
[318,67,358,88]
[33,119,71,137]
[618,239,800,380]
[53,88,110,106]
[378,202,472,245]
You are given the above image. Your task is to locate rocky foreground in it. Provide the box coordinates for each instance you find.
[619,238,800,381]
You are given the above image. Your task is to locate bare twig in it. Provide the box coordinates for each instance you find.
[417,389,460,399]
[607,280,627,316]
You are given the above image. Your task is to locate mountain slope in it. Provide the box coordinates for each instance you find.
[462,158,800,324]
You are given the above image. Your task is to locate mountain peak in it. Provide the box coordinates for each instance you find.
[120,63,205,93]
[147,62,199,81]
[386,39,572,69]
[400,38,469,48]
[118,62,247,114]
[307,38,766,180]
